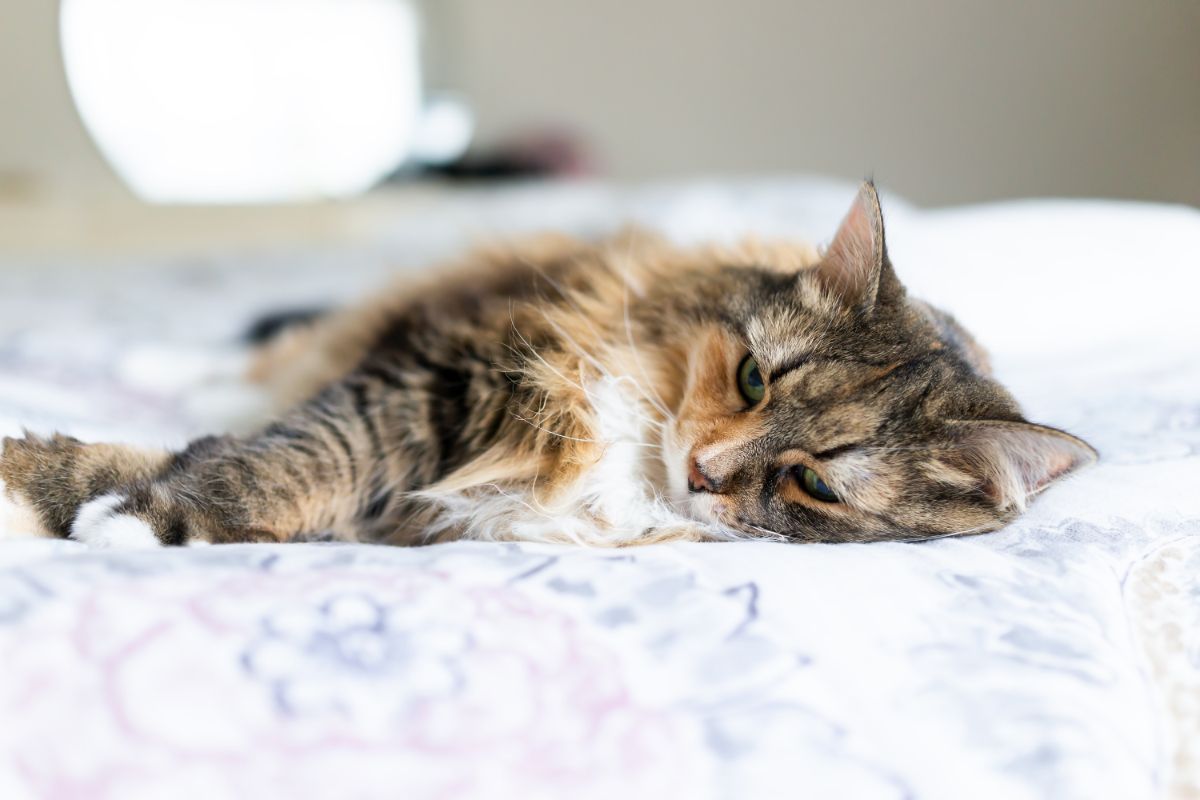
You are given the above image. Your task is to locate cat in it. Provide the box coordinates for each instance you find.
[0,183,1096,548]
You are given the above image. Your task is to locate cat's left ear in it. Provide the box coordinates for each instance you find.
[812,181,904,314]
[945,420,1098,511]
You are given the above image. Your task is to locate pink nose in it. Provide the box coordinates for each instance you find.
[687,454,718,493]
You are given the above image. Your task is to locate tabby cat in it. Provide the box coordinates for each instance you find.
[0,183,1096,548]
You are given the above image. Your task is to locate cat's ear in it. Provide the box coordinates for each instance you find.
[812,181,903,314]
[944,421,1098,510]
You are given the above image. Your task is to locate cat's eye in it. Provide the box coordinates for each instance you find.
[797,466,839,503]
[737,355,765,405]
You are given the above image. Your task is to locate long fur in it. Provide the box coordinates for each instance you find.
[0,184,1096,548]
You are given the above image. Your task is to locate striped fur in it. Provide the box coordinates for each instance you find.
[0,184,1096,547]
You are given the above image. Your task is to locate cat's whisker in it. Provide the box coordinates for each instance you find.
[507,312,650,438]
[903,522,997,542]
[520,237,676,433]
[506,315,589,396]
[17,186,1089,552]
[509,413,665,449]
[517,303,671,437]
[509,415,603,444]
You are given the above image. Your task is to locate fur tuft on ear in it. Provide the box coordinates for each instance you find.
[811,181,903,314]
[945,421,1098,511]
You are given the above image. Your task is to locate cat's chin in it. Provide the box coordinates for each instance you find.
[678,492,731,527]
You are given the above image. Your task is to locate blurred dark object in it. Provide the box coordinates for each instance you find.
[417,130,593,182]
[242,307,327,345]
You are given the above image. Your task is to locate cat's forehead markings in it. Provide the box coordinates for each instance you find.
[808,402,884,443]
[826,452,900,515]
[768,362,900,403]
[744,315,817,369]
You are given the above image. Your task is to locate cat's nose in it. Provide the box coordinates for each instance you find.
[687,455,721,493]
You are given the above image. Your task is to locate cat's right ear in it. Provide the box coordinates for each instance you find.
[810,182,903,315]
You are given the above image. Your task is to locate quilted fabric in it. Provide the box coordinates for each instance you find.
[1,179,1197,799]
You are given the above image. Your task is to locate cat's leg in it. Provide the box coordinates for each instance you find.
[62,379,399,548]
[0,433,172,541]
[243,301,393,414]
[241,234,601,413]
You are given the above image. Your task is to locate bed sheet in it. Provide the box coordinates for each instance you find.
[0,178,1197,799]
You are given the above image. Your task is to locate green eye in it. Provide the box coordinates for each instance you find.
[798,466,839,503]
[737,355,765,405]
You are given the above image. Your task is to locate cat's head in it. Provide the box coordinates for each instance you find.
[661,182,1096,541]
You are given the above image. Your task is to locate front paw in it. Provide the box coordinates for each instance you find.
[71,493,163,550]
[0,475,52,541]
[0,433,86,538]
[1,432,166,549]
[70,483,246,548]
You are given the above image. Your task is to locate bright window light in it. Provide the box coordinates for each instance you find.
[61,0,421,203]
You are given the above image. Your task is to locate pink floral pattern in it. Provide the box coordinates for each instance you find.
[0,544,812,799]
[2,181,1199,798]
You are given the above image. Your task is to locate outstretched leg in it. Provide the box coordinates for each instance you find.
[1,433,171,540]
[2,374,416,548]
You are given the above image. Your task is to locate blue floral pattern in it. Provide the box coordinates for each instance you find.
[1,181,1198,798]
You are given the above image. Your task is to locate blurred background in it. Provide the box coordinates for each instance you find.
[0,0,1196,254]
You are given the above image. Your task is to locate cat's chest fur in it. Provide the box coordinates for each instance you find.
[574,377,673,530]
[442,375,700,546]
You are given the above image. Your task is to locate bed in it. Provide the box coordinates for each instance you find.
[1,178,1197,799]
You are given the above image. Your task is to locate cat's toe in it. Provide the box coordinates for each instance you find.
[70,493,162,550]
[1,433,82,482]
[0,435,61,540]
[1,433,90,538]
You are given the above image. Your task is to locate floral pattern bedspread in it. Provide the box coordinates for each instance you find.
[0,180,1197,799]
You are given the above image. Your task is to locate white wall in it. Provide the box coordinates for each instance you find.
[437,0,1200,205]
[2,0,1197,206]
[0,0,124,199]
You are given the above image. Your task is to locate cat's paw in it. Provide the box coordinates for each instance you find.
[636,521,717,544]
[69,484,233,548]
[1,432,78,494]
[70,493,162,550]
[1,432,175,545]
[4,434,167,548]
[0,433,79,540]
[0,476,52,541]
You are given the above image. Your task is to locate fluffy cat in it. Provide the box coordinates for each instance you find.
[0,183,1095,548]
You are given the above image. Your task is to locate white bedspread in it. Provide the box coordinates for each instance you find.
[1,178,1197,799]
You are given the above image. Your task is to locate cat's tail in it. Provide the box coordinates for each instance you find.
[241,306,329,345]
